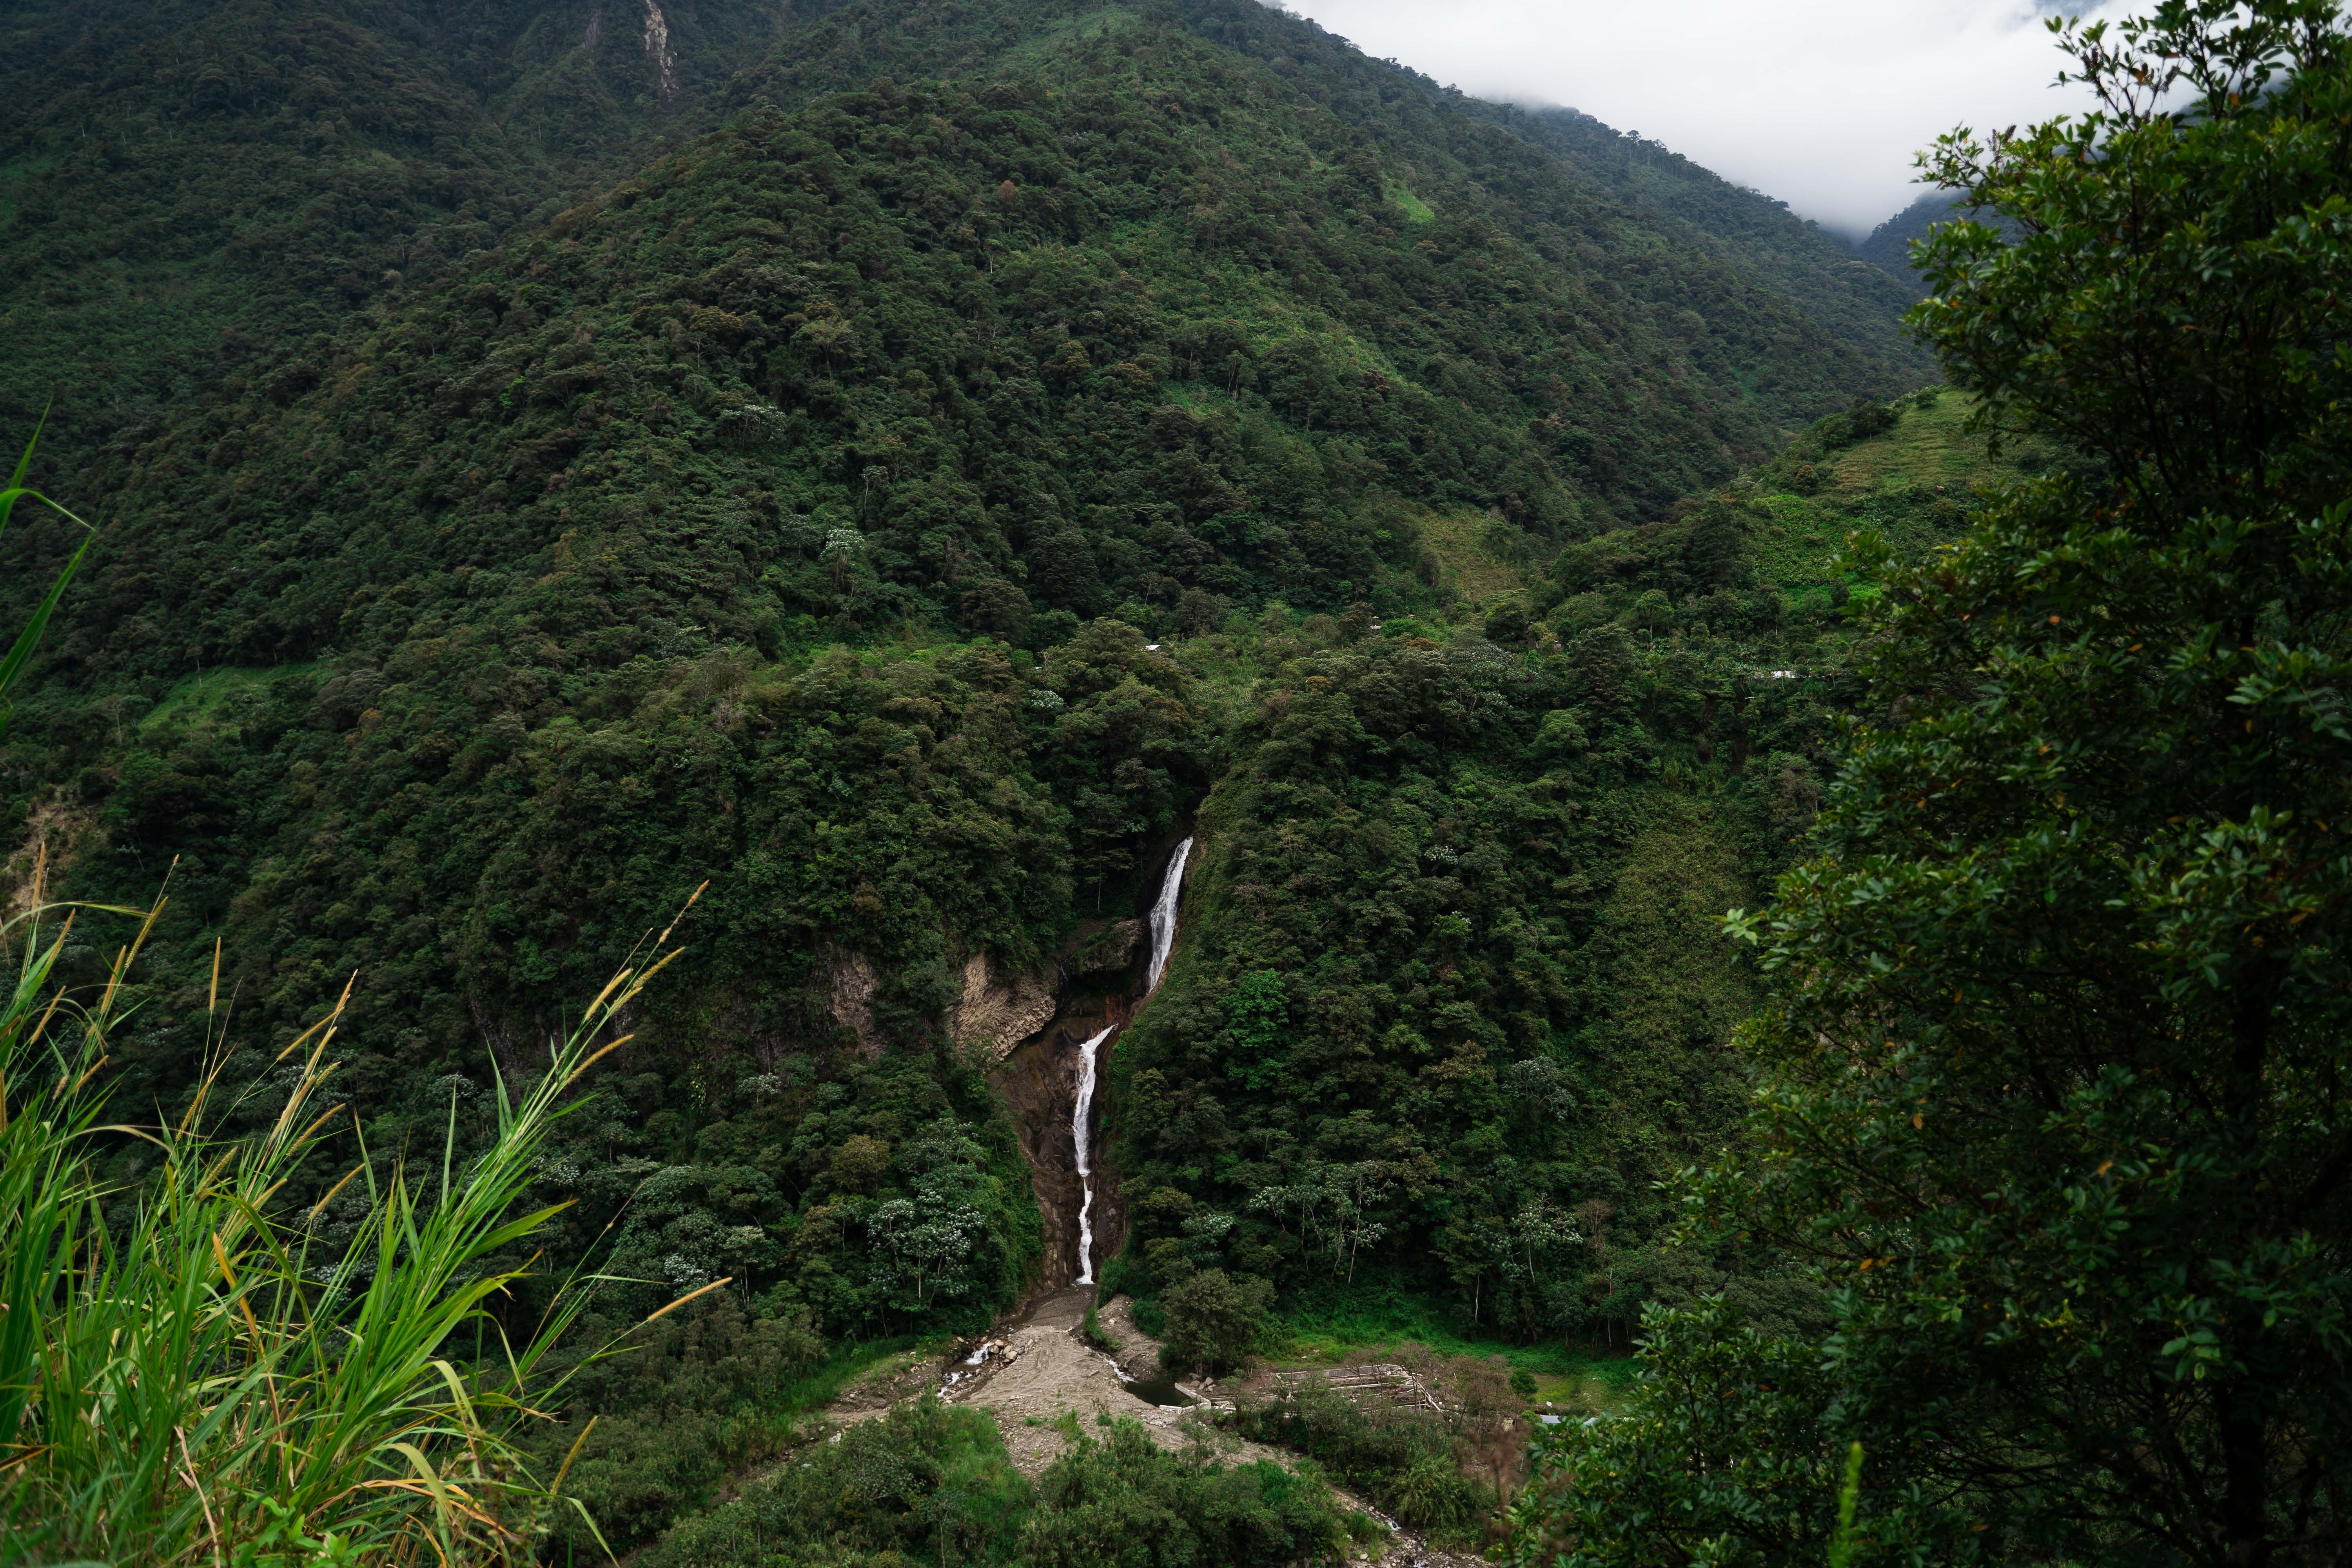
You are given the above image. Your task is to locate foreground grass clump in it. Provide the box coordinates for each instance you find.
[0,886,696,1565]
[0,416,93,738]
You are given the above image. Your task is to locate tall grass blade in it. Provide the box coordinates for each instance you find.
[0,415,97,736]
[0,886,697,1565]
[1827,1440,1865,1568]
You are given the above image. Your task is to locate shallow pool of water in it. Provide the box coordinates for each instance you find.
[1120,1374,1196,1408]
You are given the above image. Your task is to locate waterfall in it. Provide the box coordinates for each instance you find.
[1071,838,1192,1287]
[1145,836,1193,993]
[1071,1024,1113,1285]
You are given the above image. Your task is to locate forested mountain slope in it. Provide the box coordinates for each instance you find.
[0,3,1981,1549]
[1849,189,2024,282]
[0,0,1927,493]
[9,7,1926,1055]
[1506,105,1932,368]
[0,0,787,484]
[1104,387,2061,1338]
[1853,191,1958,276]
[719,1,1938,380]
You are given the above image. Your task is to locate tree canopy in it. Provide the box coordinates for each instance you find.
[1516,4,2352,1563]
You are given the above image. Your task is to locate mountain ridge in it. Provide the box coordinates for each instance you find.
[0,0,1927,494]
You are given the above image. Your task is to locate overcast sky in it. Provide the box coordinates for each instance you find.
[1268,0,2120,235]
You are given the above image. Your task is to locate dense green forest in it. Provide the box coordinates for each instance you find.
[0,0,1919,494]
[6,0,2344,1563]
[1507,105,1930,356]
[3,0,1920,1339]
[0,0,1938,1552]
[1103,388,2066,1343]
[1518,5,2352,1564]
[1849,190,1961,278]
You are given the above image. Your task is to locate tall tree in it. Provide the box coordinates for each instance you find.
[1515,4,2352,1564]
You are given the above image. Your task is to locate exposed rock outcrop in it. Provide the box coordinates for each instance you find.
[4,800,87,923]
[825,947,886,1060]
[992,1011,1105,1287]
[641,0,677,99]
[949,952,1057,1062]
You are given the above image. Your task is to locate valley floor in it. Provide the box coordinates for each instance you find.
[817,1286,1492,1566]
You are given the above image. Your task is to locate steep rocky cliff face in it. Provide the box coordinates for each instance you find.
[989,837,1189,1287]
[949,951,1060,1062]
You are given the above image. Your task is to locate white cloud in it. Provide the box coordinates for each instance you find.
[1269,0,2124,234]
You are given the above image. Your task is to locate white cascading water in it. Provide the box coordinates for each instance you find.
[1071,836,1192,1285]
[1145,836,1192,991]
[1070,1024,1114,1284]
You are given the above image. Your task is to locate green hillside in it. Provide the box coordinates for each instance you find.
[19,372,2027,1555]
[0,0,1927,494]
[1510,105,1933,369]
[5,7,1940,1052]
[1106,386,2056,1342]
[0,0,746,482]
[8,0,2340,1559]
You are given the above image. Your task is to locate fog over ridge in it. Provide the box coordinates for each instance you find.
[1265,0,2122,235]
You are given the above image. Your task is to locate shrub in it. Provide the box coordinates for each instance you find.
[1229,1380,1448,1514]
[1156,1268,1273,1376]
[1021,1419,1348,1568]
[1388,1453,1479,1532]
[640,1396,1027,1568]
[520,1296,829,1557]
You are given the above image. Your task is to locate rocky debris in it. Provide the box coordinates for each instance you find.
[818,1291,1494,1562]
[950,953,1058,1062]
[930,1287,1236,1474]
[826,1348,942,1417]
[5,799,91,922]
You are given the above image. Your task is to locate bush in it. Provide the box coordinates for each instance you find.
[1229,1381,1448,1516]
[643,1403,1353,1568]
[1156,1269,1273,1376]
[520,1297,829,1556]
[1388,1452,1480,1532]
[641,1396,1027,1568]
[1021,1420,1348,1568]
